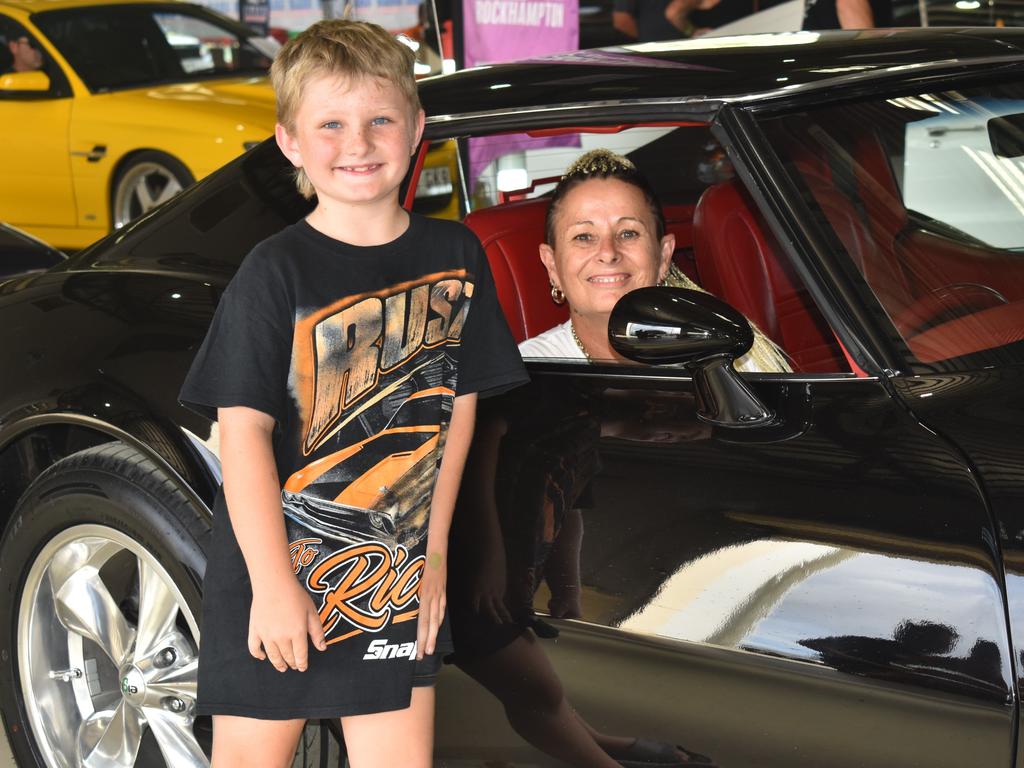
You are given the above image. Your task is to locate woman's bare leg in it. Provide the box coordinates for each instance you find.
[544,507,584,619]
[341,686,435,768]
[457,631,621,767]
[211,715,305,768]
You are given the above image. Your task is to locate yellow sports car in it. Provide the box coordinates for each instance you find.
[0,0,460,250]
[0,0,284,250]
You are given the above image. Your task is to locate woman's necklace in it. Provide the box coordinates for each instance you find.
[570,321,592,362]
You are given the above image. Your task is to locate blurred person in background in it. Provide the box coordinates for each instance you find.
[1,20,43,74]
[7,36,41,71]
[803,0,892,28]
[613,0,720,41]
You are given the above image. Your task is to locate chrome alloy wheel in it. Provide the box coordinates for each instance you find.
[18,524,207,768]
[112,163,185,230]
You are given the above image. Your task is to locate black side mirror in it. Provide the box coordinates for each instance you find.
[609,287,774,427]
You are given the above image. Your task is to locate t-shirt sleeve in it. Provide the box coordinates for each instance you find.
[456,238,529,398]
[613,0,636,13]
[179,249,292,422]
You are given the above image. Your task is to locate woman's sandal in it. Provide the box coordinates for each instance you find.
[613,737,718,768]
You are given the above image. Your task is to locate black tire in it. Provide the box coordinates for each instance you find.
[111,151,195,230]
[0,443,210,768]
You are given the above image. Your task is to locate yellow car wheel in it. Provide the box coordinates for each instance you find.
[112,151,194,230]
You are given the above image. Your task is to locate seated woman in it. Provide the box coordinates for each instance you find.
[519,148,791,373]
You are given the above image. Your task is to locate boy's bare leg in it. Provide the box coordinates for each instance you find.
[341,687,434,768]
[211,715,306,768]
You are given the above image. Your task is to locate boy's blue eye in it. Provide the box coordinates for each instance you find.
[371,117,392,126]
[322,121,341,129]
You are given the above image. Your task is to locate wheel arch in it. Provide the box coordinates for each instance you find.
[0,413,215,537]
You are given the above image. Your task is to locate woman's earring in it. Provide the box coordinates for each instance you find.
[551,284,566,305]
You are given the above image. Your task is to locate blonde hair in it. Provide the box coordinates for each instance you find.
[270,20,420,199]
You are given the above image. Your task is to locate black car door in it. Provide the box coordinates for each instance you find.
[435,362,1014,768]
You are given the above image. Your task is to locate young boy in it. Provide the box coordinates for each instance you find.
[179,20,527,767]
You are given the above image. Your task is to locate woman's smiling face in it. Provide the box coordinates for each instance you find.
[540,177,674,323]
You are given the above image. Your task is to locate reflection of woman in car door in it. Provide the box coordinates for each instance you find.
[450,389,718,767]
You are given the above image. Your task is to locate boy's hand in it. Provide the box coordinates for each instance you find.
[248,575,327,672]
[416,551,447,660]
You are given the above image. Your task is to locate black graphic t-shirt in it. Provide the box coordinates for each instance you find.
[180,214,528,719]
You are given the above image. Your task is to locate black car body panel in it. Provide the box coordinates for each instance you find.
[418,27,1024,117]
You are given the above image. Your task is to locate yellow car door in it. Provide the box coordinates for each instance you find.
[0,19,76,240]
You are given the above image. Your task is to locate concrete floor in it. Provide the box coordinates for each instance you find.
[2,733,14,767]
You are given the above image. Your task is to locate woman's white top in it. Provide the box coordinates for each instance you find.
[517,320,585,360]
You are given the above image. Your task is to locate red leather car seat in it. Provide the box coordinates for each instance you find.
[784,137,921,322]
[464,198,702,344]
[464,199,564,344]
[692,179,847,373]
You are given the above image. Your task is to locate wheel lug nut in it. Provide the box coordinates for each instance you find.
[162,697,187,713]
[154,648,177,669]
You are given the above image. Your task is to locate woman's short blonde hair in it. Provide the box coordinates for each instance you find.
[270,20,421,199]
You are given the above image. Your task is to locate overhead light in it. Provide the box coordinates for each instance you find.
[956,1,981,9]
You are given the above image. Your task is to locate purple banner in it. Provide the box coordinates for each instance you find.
[462,0,579,68]
[463,0,579,195]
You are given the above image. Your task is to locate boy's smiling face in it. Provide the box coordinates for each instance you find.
[276,73,424,214]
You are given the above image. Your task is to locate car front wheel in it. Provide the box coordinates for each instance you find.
[0,443,211,768]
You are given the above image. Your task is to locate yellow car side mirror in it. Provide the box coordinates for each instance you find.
[0,70,50,92]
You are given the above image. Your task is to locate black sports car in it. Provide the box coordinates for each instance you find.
[3,27,1024,768]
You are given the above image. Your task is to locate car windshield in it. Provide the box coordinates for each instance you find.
[760,79,1024,368]
[32,4,279,92]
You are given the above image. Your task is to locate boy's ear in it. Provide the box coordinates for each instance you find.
[410,109,426,155]
[275,123,303,169]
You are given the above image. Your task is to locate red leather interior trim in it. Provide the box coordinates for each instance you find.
[836,337,870,378]
[402,141,430,210]
[525,122,704,138]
